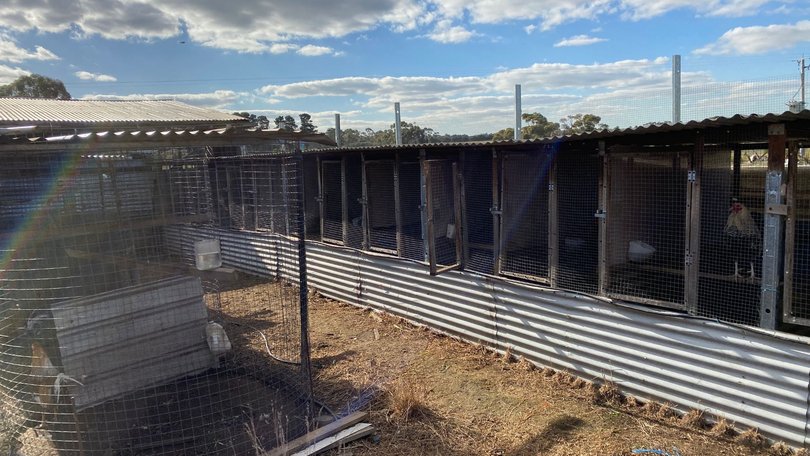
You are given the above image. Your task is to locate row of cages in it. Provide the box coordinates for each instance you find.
[0,148,313,455]
[249,144,806,333]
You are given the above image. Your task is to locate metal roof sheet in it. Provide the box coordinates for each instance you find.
[310,109,810,153]
[0,98,247,125]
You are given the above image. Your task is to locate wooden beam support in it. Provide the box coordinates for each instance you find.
[492,148,502,275]
[597,141,610,296]
[684,135,703,314]
[548,156,559,288]
[783,141,799,323]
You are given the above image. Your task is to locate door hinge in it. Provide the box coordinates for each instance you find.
[687,170,697,182]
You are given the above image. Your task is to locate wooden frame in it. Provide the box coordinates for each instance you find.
[782,141,803,325]
[363,156,398,255]
[424,159,463,276]
[318,158,345,245]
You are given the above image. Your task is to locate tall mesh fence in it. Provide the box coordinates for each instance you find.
[0,147,314,455]
[463,151,494,275]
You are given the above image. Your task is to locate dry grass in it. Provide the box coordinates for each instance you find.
[680,409,706,429]
[737,428,768,448]
[303,293,781,455]
[769,441,794,456]
[385,379,429,423]
[711,417,738,438]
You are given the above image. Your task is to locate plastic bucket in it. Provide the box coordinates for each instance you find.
[194,239,222,271]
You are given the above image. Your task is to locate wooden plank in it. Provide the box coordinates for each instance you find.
[783,141,799,322]
[265,412,368,456]
[341,157,349,245]
[293,423,374,456]
[360,152,370,250]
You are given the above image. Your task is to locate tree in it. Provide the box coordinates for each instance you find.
[299,113,317,133]
[559,113,608,135]
[521,112,560,139]
[274,115,298,132]
[0,74,71,99]
[492,128,514,141]
[232,112,270,129]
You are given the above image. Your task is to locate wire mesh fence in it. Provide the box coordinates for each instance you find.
[398,160,423,262]
[365,160,398,253]
[463,150,494,275]
[0,147,314,455]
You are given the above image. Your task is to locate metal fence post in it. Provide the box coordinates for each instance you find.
[760,124,786,329]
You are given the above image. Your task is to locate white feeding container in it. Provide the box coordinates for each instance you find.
[194,239,222,271]
[628,240,656,263]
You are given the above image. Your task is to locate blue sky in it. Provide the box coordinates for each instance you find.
[1,0,809,134]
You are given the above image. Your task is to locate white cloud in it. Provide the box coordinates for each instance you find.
[81,89,248,109]
[75,70,117,82]
[297,45,334,56]
[694,20,810,55]
[0,36,59,63]
[524,24,538,34]
[554,34,607,47]
[0,64,29,84]
[427,20,476,43]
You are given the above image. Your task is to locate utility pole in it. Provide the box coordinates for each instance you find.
[801,56,807,110]
[334,113,341,147]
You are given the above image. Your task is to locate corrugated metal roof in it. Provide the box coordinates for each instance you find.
[0,98,246,125]
[311,109,810,153]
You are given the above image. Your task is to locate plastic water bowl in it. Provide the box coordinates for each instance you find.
[194,239,222,271]
[628,240,656,262]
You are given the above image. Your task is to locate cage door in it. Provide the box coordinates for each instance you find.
[499,152,552,282]
[784,142,810,325]
[320,160,344,244]
[605,152,689,309]
[424,159,463,275]
[364,160,398,254]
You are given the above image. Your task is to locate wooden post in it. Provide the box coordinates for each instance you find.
[419,149,428,262]
[597,141,609,296]
[492,148,502,275]
[360,152,369,250]
[685,135,703,314]
[452,161,464,268]
[460,151,469,269]
[424,160,437,274]
[760,123,786,329]
[394,153,403,257]
[317,157,324,242]
[341,157,349,246]
[548,147,559,288]
[783,141,799,323]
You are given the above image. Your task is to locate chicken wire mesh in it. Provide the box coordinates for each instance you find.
[398,161,424,262]
[424,160,461,272]
[345,156,364,250]
[697,149,765,326]
[556,150,600,294]
[606,152,688,308]
[319,160,343,245]
[0,147,315,455]
[499,153,552,281]
[364,160,398,254]
[787,149,810,323]
[462,151,494,275]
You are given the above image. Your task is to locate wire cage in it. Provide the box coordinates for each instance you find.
[462,150,494,275]
[0,146,314,455]
[556,149,600,294]
[605,151,689,308]
[697,148,766,326]
[499,152,553,282]
[364,159,398,254]
[398,159,423,262]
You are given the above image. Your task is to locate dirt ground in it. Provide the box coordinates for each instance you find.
[307,294,787,456]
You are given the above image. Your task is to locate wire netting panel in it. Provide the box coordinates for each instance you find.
[320,160,343,244]
[365,161,397,252]
[463,151,494,274]
[270,160,291,236]
[607,153,687,307]
[789,159,810,321]
[557,152,599,294]
[398,162,424,261]
[426,160,459,268]
[500,153,550,280]
[345,156,364,250]
[0,149,314,455]
[697,150,764,326]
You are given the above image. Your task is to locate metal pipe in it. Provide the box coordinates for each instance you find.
[334,113,342,147]
[394,102,402,146]
[672,55,681,123]
[514,84,522,141]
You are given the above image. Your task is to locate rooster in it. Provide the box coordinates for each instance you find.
[723,198,761,280]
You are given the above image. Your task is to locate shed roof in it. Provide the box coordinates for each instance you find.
[0,98,246,126]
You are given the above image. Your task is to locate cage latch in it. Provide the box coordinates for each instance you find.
[594,209,607,219]
[765,204,788,216]
[684,253,694,266]
[490,207,502,215]
[687,170,697,182]
[314,195,324,203]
